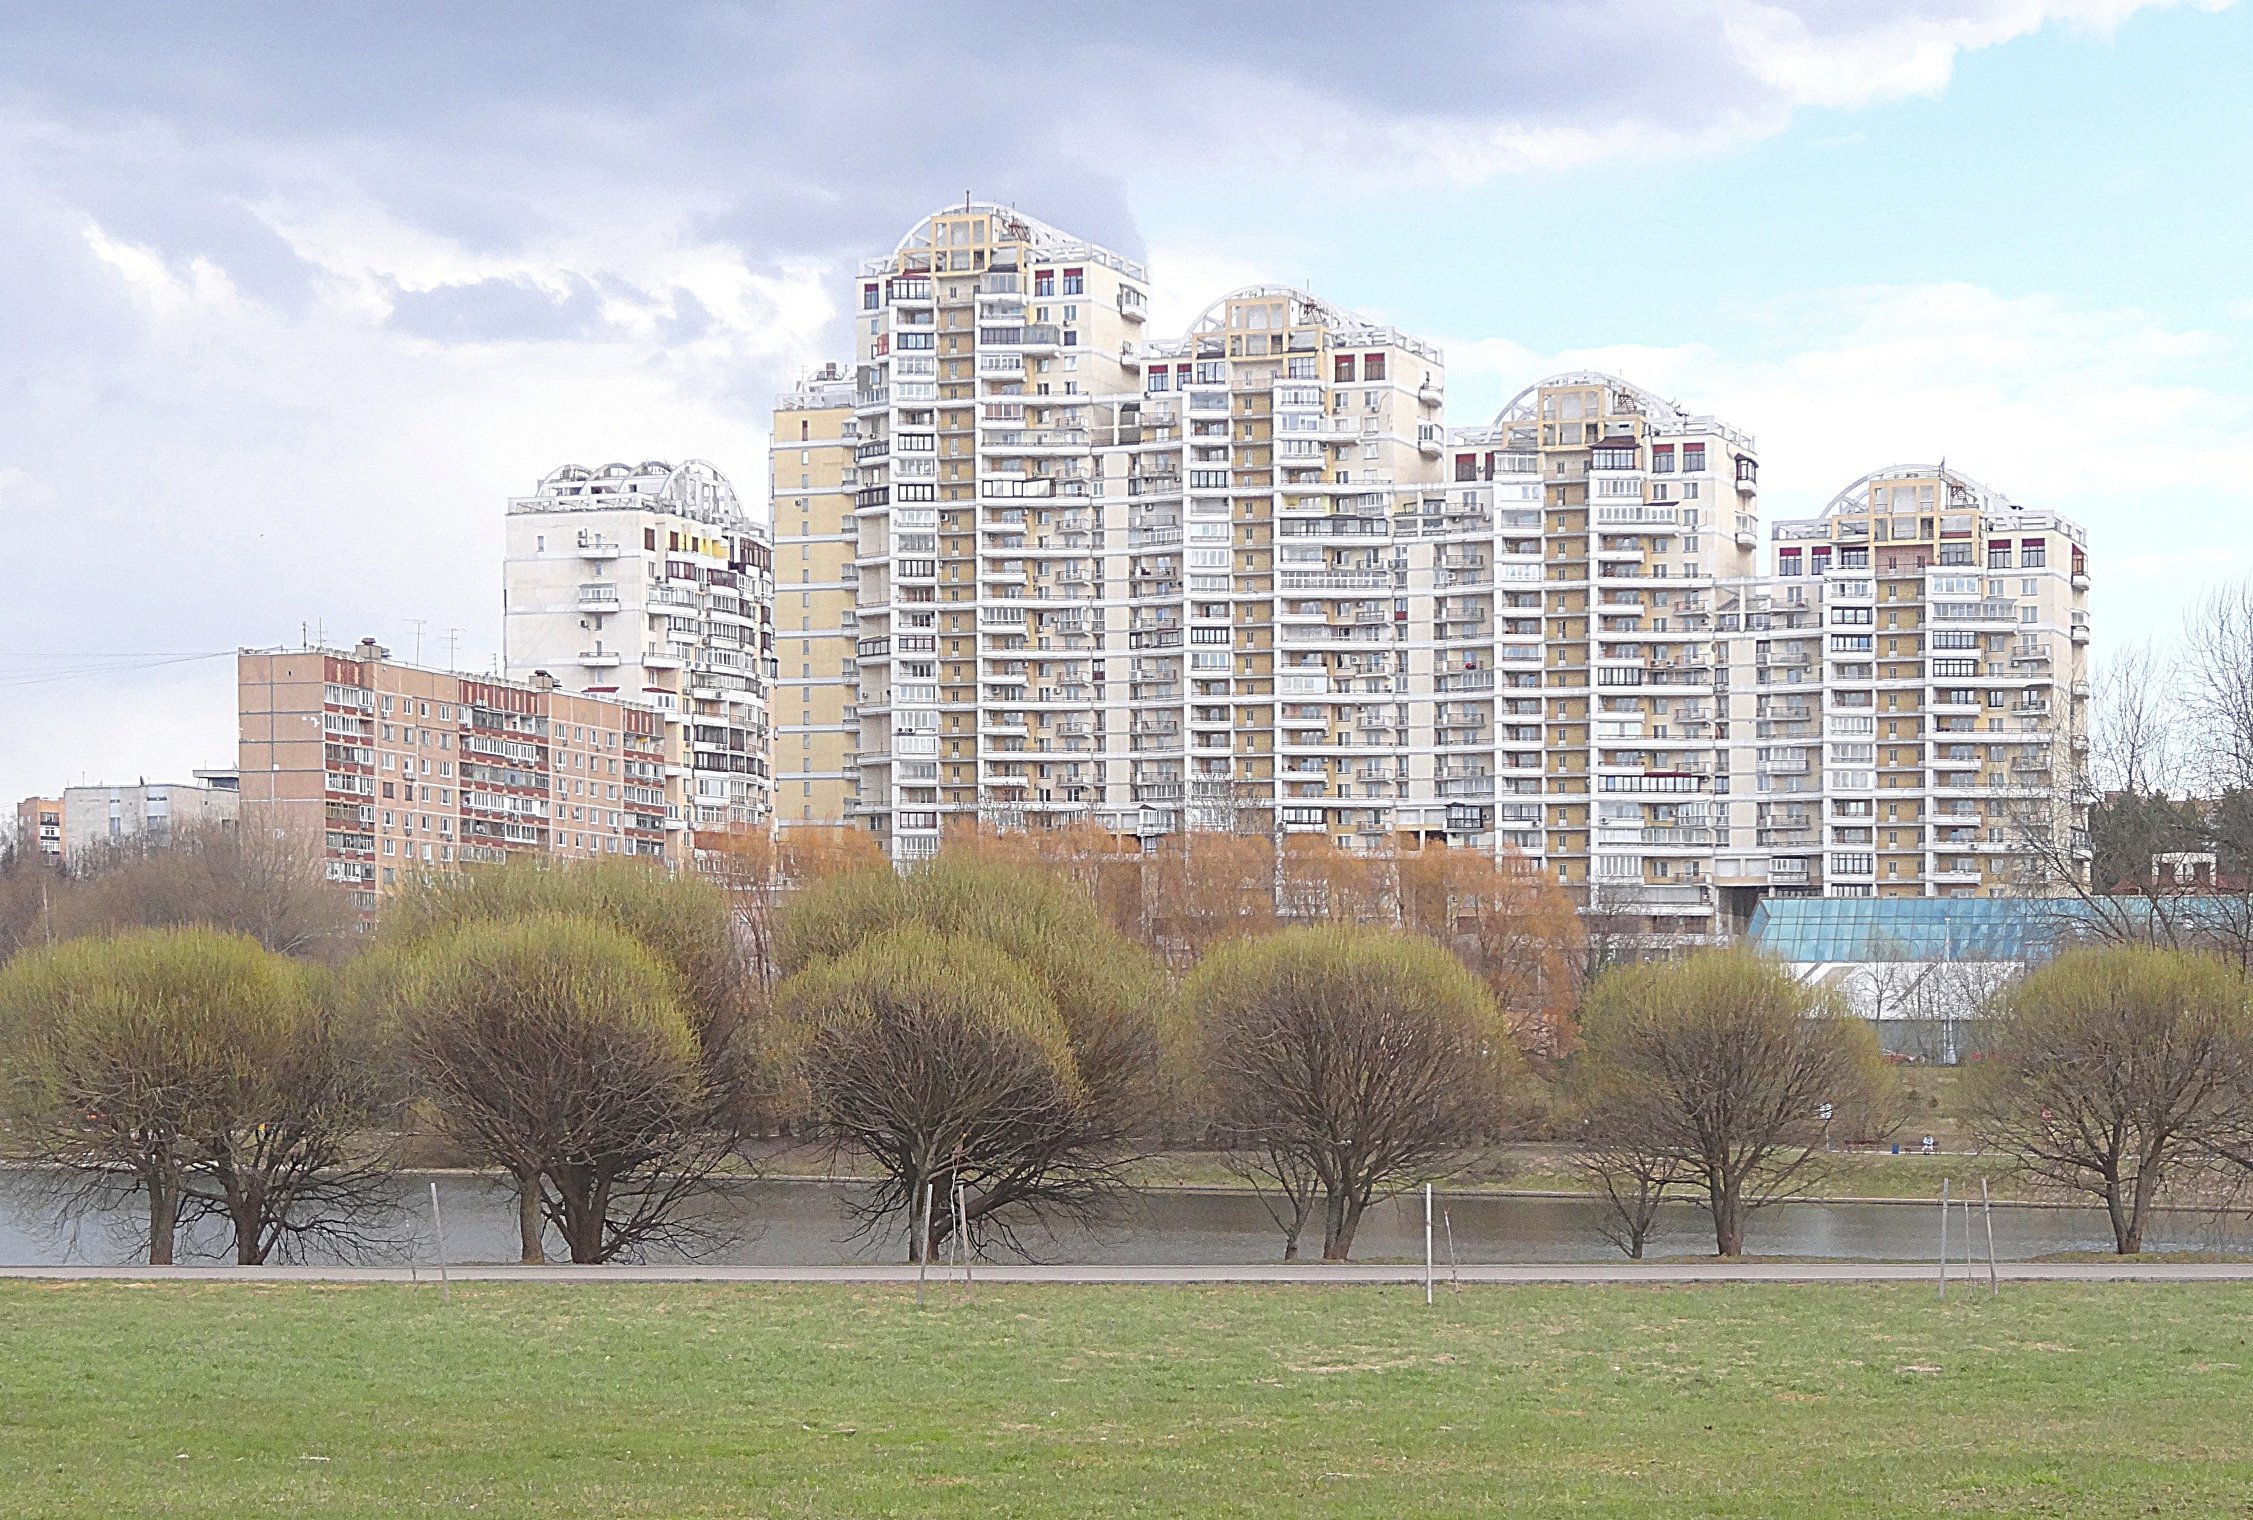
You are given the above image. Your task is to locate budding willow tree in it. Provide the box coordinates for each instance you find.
[1184,926,1520,1261]
[1968,945,2253,1254]
[775,855,1176,1258]
[1570,949,1895,1258]
[386,915,720,1264]
[0,927,388,1264]
[369,857,761,1264]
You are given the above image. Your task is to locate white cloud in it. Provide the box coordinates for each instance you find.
[1444,280,2253,640]
[83,224,242,319]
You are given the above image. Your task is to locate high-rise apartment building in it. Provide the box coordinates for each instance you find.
[239,641,674,907]
[1440,374,1761,936]
[1134,287,1448,845]
[503,458,776,837]
[828,202,1151,859]
[772,364,863,828]
[772,197,2094,918]
[1722,464,2090,900]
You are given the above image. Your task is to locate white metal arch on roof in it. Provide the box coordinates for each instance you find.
[1180,284,1351,337]
[1488,371,1694,429]
[532,458,746,525]
[1817,462,2017,519]
[892,200,1093,260]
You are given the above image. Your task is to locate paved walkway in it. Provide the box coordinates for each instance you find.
[6,1260,2252,1285]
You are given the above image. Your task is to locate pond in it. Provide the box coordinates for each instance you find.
[3,1172,2240,1267]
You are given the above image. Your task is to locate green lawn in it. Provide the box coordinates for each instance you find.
[3,1281,2250,1517]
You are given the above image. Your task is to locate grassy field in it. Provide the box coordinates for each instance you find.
[4,1282,2251,1517]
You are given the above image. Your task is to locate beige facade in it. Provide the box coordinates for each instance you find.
[1136,287,1447,845]
[771,199,2094,919]
[1736,465,2091,901]
[1441,374,1761,935]
[815,203,1151,859]
[771,365,863,828]
[239,641,673,909]
[13,797,64,860]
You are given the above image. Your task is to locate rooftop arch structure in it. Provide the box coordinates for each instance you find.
[1489,370,1699,430]
[1149,283,1444,365]
[1816,463,2017,520]
[522,458,747,528]
[868,199,1147,282]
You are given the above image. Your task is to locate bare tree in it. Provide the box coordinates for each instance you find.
[1184,927,1520,1261]
[2182,580,2253,793]
[0,837,61,964]
[1571,949,1895,1257]
[60,824,355,960]
[1138,831,1277,970]
[1968,945,2253,1254]
[1398,843,1587,1062]
[1572,1124,1689,1261]
[694,823,884,990]
[775,856,1175,1257]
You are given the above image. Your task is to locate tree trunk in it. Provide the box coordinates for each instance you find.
[2125,1168,2159,1255]
[146,1177,179,1267]
[1710,1179,1746,1258]
[1321,1188,1365,1261]
[2103,1176,2137,1255]
[233,1199,265,1265]
[514,1169,546,1265]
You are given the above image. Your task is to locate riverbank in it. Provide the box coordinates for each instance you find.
[5,1280,2250,1517]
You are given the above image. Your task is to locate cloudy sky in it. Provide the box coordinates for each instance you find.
[4,0,2249,805]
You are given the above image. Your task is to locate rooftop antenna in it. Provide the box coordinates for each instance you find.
[407,619,427,666]
[446,627,464,670]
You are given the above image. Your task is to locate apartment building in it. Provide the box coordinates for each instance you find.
[831,201,1151,860]
[503,458,776,837]
[770,198,2095,920]
[1440,374,1762,936]
[10,781,238,868]
[13,797,64,860]
[772,364,863,828]
[1134,287,1448,845]
[1723,464,2090,901]
[239,641,673,907]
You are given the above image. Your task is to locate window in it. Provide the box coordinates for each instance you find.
[1061,268,1083,295]
[862,283,879,311]
[1334,355,1356,383]
[2020,539,2047,567]
[1682,444,1707,472]
[1033,271,1055,297]
[1363,353,1386,381]
[1987,541,2012,569]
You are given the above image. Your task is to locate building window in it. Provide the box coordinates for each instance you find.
[1334,355,1356,383]
[1061,268,1083,295]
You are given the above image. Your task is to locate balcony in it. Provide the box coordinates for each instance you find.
[578,649,624,669]
[577,584,622,612]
